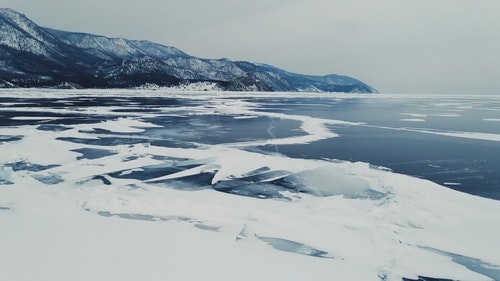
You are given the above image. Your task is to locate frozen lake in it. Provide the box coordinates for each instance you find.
[2,91,500,199]
[251,95,500,200]
[1,89,500,281]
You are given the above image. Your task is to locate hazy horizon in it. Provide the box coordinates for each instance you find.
[1,0,499,94]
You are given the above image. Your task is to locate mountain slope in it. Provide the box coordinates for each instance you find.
[0,8,377,92]
[45,28,189,60]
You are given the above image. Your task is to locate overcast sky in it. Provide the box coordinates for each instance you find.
[2,0,500,94]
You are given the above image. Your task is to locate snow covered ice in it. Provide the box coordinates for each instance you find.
[1,89,500,281]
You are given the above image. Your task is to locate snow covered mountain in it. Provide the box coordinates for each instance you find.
[0,8,377,92]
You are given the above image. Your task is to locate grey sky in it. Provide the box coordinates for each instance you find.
[2,0,500,94]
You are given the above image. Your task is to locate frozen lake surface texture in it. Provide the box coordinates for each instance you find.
[1,89,500,281]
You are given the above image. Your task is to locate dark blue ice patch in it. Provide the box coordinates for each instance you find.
[9,161,59,172]
[108,159,215,191]
[72,148,118,160]
[214,181,293,200]
[37,124,71,132]
[0,135,23,143]
[92,175,112,185]
[58,136,145,146]
[31,174,64,185]
[44,116,108,126]
[152,172,215,191]
[402,277,455,281]
[58,136,197,149]
[108,163,188,181]
[78,128,117,135]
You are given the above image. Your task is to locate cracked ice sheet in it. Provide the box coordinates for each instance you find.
[2,160,500,281]
[1,90,500,281]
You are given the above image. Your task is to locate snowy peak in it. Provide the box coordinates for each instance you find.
[45,28,189,60]
[0,8,61,56]
[0,8,377,93]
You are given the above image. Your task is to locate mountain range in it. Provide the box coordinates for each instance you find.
[0,8,377,93]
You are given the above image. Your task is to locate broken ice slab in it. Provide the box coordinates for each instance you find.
[72,148,118,160]
[31,174,64,185]
[214,181,294,200]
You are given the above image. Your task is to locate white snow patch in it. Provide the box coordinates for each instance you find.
[11,116,62,121]
[366,124,500,143]
[443,182,462,186]
[84,117,163,133]
[233,115,259,119]
[400,118,426,122]
[431,113,461,117]
[400,113,427,118]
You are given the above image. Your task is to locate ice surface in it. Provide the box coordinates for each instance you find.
[1,90,500,281]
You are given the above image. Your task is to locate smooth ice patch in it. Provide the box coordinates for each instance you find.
[257,236,333,259]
